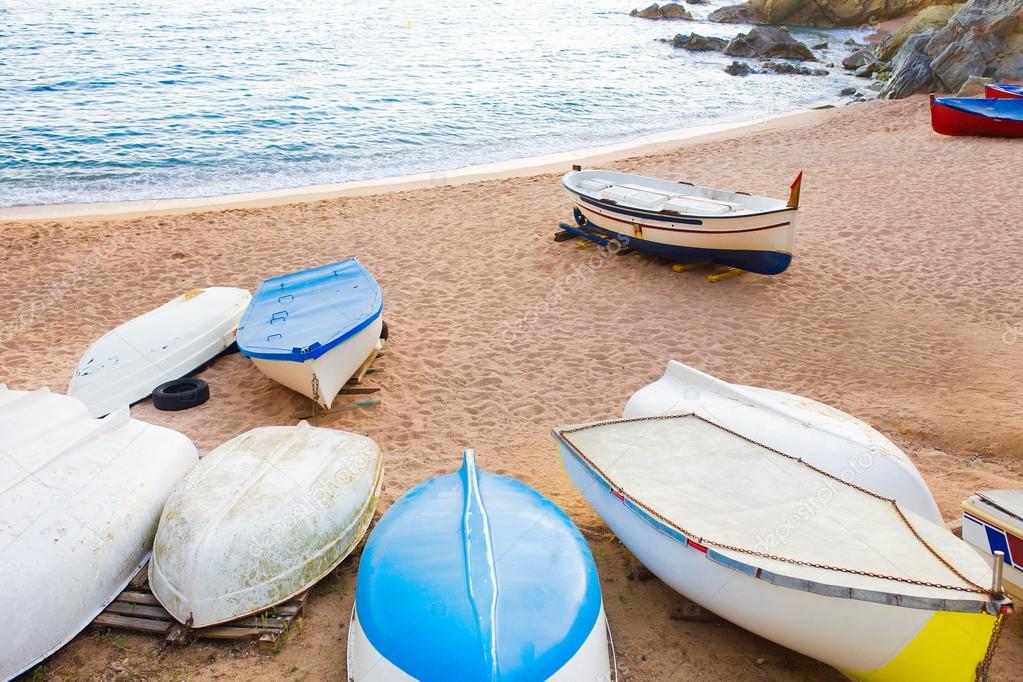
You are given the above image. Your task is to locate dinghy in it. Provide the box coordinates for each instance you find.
[930,94,1023,137]
[348,450,612,681]
[962,490,1023,600]
[553,413,1011,682]
[624,360,942,523]
[562,168,801,275]
[986,83,1023,99]
[237,258,383,409]
[150,422,382,627]
[69,287,251,417]
[0,387,197,680]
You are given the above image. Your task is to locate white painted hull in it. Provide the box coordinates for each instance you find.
[623,360,942,523]
[557,448,996,681]
[347,606,611,681]
[249,317,382,408]
[0,387,197,680]
[150,422,382,627]
[69,287,251,417]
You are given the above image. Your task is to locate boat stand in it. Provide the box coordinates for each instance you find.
[92,562,310,652]
[672,261,747,283]
[291,347,384,421]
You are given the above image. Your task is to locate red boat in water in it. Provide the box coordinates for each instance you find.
[985,83,1023,99]
[930,94,1023,137]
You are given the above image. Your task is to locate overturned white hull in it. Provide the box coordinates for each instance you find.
[0,387,197,680]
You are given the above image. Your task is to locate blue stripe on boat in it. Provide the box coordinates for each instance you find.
[583,225,792,275]
[934,97,1023,121]
[355,451,603,681]
[236,258,382,362]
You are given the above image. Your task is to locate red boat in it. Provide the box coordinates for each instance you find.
[930,94,1023,137]
[985,83,1023,99]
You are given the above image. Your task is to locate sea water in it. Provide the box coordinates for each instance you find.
[0,0,868,207]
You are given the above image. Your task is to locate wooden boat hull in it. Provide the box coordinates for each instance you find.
[930,94,1023,137]
[0,388,197,680]
[150,422,382,628]
[348,451,611,681]
[563,170,798,275]
[556,447,998,681]
[986,83,1023,99]
[69,287,251,417]
[624,360,943,523]
[962,491,1023,601]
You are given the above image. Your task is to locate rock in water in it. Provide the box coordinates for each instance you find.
[630,2,694,19]
[707,3,763,23]
[724,26,816,61]
[842,48,875,70]
[761,61,830,75]
[742,0,935,27]
[725,60,754,76]
[670,32,728,51]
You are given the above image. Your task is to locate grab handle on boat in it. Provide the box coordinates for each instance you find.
[992,550,1005,597]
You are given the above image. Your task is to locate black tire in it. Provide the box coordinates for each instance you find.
[152,378,210,411]
[380,320,389,341]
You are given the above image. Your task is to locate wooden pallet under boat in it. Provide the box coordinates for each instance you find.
[92,563,310,652]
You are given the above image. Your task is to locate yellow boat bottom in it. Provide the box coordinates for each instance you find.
[843,611,997,681]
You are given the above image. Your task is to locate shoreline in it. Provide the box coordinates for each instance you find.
[0,106,842,223]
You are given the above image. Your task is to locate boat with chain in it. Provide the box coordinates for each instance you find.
[347,449,613,681]
[553,412,1012,681]
[561,167,801,275]
[237,258,383,409]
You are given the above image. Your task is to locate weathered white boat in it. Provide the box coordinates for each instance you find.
[0,387,197,680]
[69,286,251,417]
[150,422,382,627]
[963,490,1023,600]
[562,168,801,275]
[237,258,383,409]
[553,413,1011,682]
[623,360,942,523]
[348,450,612,681]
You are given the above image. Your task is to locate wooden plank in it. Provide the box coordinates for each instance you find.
[129,564,149,589]
[230,615,290,628]
[198,625,266,640]
[350,348,379,384]
[94,613,172,635]
[338,386,380,396]
[105,602,172,620]
[117,591,162,606]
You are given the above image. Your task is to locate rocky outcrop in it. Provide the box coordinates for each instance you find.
[724,26,817,60]
[631,2,694,19]
[708,0,941,27]
[842,48,876,69]
[880,0,1023,98]
[707,3,764,23]
[956,74,994,94]
[724,59,829,75]
[666,32,728,50]
[874,4,959,61]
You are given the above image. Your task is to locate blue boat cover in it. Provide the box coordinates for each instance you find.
[935,96,1023,121]
[355,451,603,681]
[237,258,382,362]
[990,83,1023,97]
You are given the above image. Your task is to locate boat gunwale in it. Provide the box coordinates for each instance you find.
[551,415,1007,615]
[562,174,796,223]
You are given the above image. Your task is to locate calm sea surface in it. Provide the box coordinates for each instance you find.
[0,0,867,207]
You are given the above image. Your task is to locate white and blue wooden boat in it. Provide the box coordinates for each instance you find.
[237,258,383,408]
[347,450,613,681]
[962,490,1023,600]
[0,387,197,680]
[562,168,801,275]
[553,413,1011,682]
[624,360,943,523]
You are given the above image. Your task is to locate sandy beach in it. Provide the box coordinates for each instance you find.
[4,95,1023,680]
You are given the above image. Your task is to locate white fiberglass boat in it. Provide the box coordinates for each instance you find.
[0,387,197,680]
[553,413,1011,681]
[150,422,382,627]
[962,490,1023,600]
[69,286,251,417]
[623,360,942,523]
